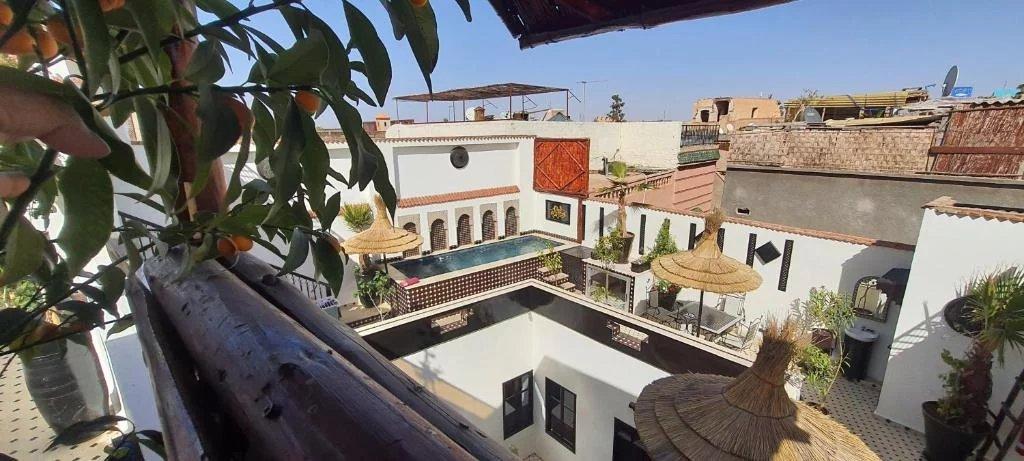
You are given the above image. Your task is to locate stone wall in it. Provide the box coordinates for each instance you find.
[728,127,935,173]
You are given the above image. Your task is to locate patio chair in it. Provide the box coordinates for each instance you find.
[716,292,747,319]
[717,316,761,351]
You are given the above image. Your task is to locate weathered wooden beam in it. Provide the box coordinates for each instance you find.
[125,278,226,459]
[228,252,517,461]
[142,249,474,460]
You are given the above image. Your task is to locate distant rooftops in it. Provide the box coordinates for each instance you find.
[925,196,1024,223]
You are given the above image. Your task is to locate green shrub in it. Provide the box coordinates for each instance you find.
[643,219,678,264]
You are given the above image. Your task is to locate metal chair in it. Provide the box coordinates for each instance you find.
[717,315,762,351]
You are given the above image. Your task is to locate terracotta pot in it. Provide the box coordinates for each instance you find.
[921,401,989,461]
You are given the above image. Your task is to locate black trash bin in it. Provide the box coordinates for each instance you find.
[842,328,877,381]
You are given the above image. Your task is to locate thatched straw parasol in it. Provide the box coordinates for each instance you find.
[650,209,761,335]
[340,194,421,256]
[634,319,880,460]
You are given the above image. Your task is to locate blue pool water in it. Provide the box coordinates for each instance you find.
[392,235,561,280]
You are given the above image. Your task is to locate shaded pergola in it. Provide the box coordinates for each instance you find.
[394,83,570,122]
[487,0,794,49]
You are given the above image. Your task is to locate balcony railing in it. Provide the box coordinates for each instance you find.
[680,124,720,147]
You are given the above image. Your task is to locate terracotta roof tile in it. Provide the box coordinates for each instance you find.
[925,196,1024,224]
[398,186,520,208]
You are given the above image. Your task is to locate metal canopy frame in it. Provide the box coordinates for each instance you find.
[394,83,573,123]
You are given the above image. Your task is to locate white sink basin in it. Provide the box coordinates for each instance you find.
[845,327,879,343]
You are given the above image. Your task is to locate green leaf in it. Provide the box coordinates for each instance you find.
[390,0,439,92]
[269,101,305,205]
[300,112,329,215]
[137,430,166,459]
[190,86,241,199]
[277,228,309,276]
[321,192,340,231]
[225,128,251,206]
[57,158,114,277]
[267,31,328,85]
[125,0,172,66]
[346,81,378,107]
[57,300,105,326]
[185,40,226,85]
[305,12,351,92]
[0,215,44,286]
[133,98,175,199]
[325,94,369,188]
[312,235,343,296]
[242,24,286,54]
[69,0,112,95]
[454,0,472,21]
[100,266,126,310]
[195,0,251,55]
[107,314,135,338]
[251,99,277,163]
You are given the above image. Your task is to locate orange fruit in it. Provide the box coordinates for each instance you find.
[216,237,238,258]
[294,90,320,114]
[0,27,34,55]
[46,16,73,45]
[0,4,13,26]
[225,97,253,130]
[410,0,428,7]
[230,235,254,252]
[99,0,125,13]
[34,30,58,59]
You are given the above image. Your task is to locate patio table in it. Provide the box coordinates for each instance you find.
[672,301,740,336]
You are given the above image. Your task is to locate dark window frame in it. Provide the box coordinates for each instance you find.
[502,371,534,439]
[545,378,577,452]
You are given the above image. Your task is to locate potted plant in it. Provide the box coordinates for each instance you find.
[537,245,563,277]
[796,287,855,411]
[635,218,678,274]
[3,281,111,435]
[794,343,837,414]
[922,268,1024,461]
[655,279,681,308]
[605,161,636,263]
[354,268,395,321]
[591,235,624,306]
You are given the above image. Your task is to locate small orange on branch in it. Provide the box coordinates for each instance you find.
[295,90,321,114]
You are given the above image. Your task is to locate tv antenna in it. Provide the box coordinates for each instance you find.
[577,79,607,121]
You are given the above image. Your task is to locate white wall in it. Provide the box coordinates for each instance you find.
[388,121,683,170]
[877,209,1024,442]
[581,200,914,381]
[393,143,519,198]
[398,193,521,252]
[532,192,579,240]
[396,312,669,461]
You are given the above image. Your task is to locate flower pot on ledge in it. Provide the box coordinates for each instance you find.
[616,232,635,264]
[630,259,650,273]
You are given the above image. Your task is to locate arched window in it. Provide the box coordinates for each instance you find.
[456,214,472,246]
[505,207,518,236]
[430,219,447,251]
[402,222,420,257]
[481,210,496,241]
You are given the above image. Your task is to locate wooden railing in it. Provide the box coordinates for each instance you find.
[126,251,516,459]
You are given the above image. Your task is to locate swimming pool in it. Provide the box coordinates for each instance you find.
[392,235,562,280]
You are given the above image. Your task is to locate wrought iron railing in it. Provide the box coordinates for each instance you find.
[680,124,720,147]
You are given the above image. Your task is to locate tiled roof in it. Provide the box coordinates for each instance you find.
[323,135,536,146]
[925,196,1024,224]
[586,197,915,251]
[398,186,520,208]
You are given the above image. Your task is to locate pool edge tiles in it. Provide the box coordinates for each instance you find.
[391,235,573,284]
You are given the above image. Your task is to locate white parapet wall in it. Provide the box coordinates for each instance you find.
[877,206,1024,438]
[387,121,685,170]
[580,199,915,382]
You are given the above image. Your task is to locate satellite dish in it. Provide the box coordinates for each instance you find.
[941,65,959,97]
[803,107,823,124]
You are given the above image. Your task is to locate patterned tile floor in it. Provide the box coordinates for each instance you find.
[804,378,925,460]
[0,357,115,460]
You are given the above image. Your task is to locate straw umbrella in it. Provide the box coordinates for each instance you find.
[633,318,880,460]
[650,209,761,337]
[340,194,422,260]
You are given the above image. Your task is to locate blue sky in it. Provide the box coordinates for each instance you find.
[220,0,1024,127]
